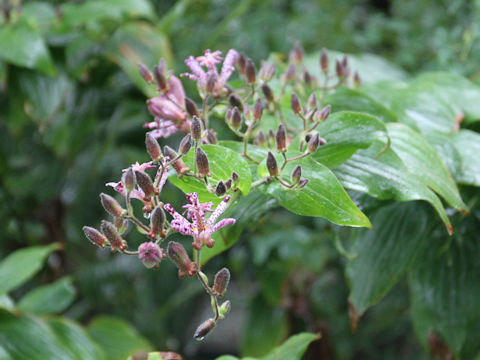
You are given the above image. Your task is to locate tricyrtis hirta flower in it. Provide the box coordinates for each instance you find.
[182,49,238,98]
[145,76,190,139]
[164,193,236,250]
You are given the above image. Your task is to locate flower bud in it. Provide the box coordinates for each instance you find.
[266,152,278,176]
[307,133,325,153]
[253,98,263,121]
[215,181,227,197]
[268,129,276,148]
[83,226,108,248]
[276,124,287,152]
[246,58,256,85]
[237,53,246,75]
[257,130,267,148]
[225,108,233,123]
[261,84,274,102]
[291,41,304,62]
[191,116,203,140]
[206,129,217,144]
[100,220,127,252]
[231,171,239,186]
[224,178,232,190]
[100,193,125,217]
[206,73,217,93]
[212,267,230,296]
[243,103,251,120]
[153,64,167,91]
[320,48,328,73]
[219,300,231,318]
[195,147,211,177]
[335,59,343,78]
[194,319,216,340]
[354,71,361,87]
[150,205,166,235]
[114,217,128,234]
[167,241,197,278]
[164,146,190,176]
[135,170,155,198]
[298,179,309,188]
[291,93,301,115]
[259,61,276,81]
[138,63,153,83]
[319,104,331,121]
[146,133,162,162]
[291,165,302,184]
[228,93,243,111]
[231,107,242,129]
[285,64,296,81]
[138,242,164,269]
[307,93,317,111]
[179,134,192,155]
[185,97,200,117]
[303,68,312,86]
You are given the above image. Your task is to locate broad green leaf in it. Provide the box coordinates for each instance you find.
[0,243,60,295]
[425,132,462,177]
[334,142,452,232]
[0,22,55,75]
[47,318,106,360]
[169,144,252,204]
[87,316,152,360]
[0,295,15,312]
[346,202,428,315]
[202,191,277,265]
[61,0,155,27]
[386,123,467,212]
[324,87,398,123]
[0,310,76,359]
[259,154,371,228]
[313,111,389,168]
[18,276,76,315]
[19,2,56,33]
[241,298,288,357]
[451,130,480,187]
[104,22,172,97]
[220,332,319,360]
[409,235,480,355]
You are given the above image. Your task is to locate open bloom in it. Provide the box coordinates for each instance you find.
[164,193,236,250]
[145,76,189,139]
[182,49,238,97]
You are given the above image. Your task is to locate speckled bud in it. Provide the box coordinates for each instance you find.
[228,93,243,111]
[212,267,230,296]
[194,319,216,340]
[135,171,156,198]
[167,241,197,278]
[253,98,263,121]
[185,97,200,117]
[291,165,302,184]
[206,129,217,144]
[319,105,331,121]
[100,220,126,252]
[150,205,166,235]
[261,84,274,102]
[138,242,164,269]
[266,151,278,176]
[138,63,153,83]
[146,133,162,162]
[237,53,246,75]
[195,147,211,177]
[276,124,287,152]
[83,226,108,248]
[153,64,167,91]
[100,193,125,217]
[191,116,203,141]
[179,134,192,155]
[246,58,256,85]
[320,48,328,73]
[231,107,242,129]
[122,167,135,193]
[215,181,226,197]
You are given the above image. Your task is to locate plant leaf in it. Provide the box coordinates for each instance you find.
[451,130,480,187]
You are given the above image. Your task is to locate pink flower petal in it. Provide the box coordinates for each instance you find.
[206,195,231,227]
[210,218,236,234]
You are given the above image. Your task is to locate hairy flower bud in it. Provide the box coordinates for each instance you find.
[237,53,246,75]
[195,147,211,177]
[138,63,153,83]
[212,267,230,296]
[292,41,304,62]
[266,151,278,176]
[135,170,155,198]
[319,104,331,121]
[185,97,200,117]
[298,179,309,188]
[335,59,343,78]
[253,98,263,121]
[320,48,328,73]
[164,146,190,176]
[224,178,232,190]
[146,133,162,162]
[101,220,126,252]
[268,129,276,148]
[307,133,325,153]
[228,93,243,111]
[167,241,197,278]
[285,64,296,81]
[219,300,231,318]
[179,134,192,155]
[206,73,217,94]
[276,124,287,152]
[191,116,203,140]
[83,226,108,248]
[225,108,233,123]
[153,64,167,91]
[261,84,274,102]
[244,103,251,120]
[231,107,242,129]
[100,193,125,217]
[354,71,361,87]
[246,58,256,85]
[231,171,239,186]
[122,167,136,193]
[215,181,227,197]
[194,319,216,340]
[206,129,217,144]
[307,93,317,111]
[259,61,276,81]
[303,68,312,86]
[150,205,166,235]
[138,242,164,269]
[291,93,301,115]
[291,165,302,184]
[257,130,267,148]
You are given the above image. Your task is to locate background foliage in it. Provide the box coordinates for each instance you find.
[1,0,480,359]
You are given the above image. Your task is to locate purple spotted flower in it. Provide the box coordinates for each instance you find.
[182,49,238,98]
[138,242,166,269]
[164,193,236,250]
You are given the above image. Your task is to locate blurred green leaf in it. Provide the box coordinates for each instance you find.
[387,123,467,212]
[0,295,15,312]
[19,2,56,33]
[346,202,428,315]
[18,276,76,315]
[0,243,60,295]
[260,154,371,228]
[169,144,252,204]
[451,130,480,187]
[313,111,389,168]
[87,316,152,360]
[0,22,55,75]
